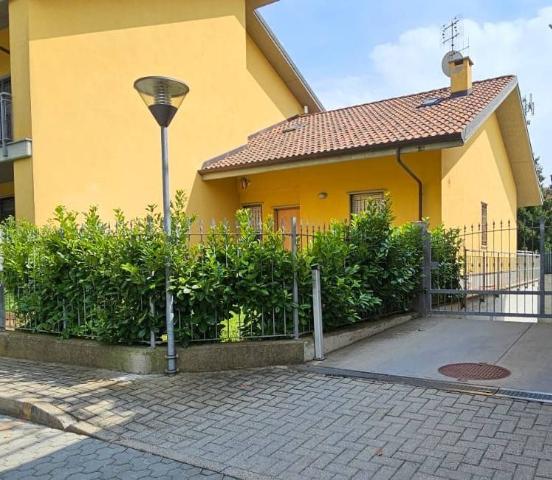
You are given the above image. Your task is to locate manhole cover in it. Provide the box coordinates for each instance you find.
[438,363,510,380]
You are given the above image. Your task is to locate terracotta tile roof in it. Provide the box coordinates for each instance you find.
[200,75,517,174]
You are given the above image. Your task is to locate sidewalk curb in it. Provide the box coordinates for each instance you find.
[0,396,77,431]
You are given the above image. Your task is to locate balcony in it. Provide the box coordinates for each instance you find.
[0,90,31,161]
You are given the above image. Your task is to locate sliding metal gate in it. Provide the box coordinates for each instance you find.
[429,219,552,320]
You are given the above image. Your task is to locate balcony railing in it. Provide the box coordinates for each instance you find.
[0,91,12,157]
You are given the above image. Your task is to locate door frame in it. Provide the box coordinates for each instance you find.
[274,205,300,231]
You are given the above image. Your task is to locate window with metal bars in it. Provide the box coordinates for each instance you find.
[243,204,262,233]
[350,191,385,215]
[481,202,488,248]
[0,76,12,143]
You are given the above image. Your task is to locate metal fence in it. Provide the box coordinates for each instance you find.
[429,219,552,319]
[1,221,318,344]
[174,223,315,343]
[0,216,409,345]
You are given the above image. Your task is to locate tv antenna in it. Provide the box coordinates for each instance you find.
[441,16,469,77]
[442,16,462,52]
[522,93,535,125]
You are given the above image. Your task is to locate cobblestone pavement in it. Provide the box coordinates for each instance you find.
[0,415,232,479]
[1,357,552,479]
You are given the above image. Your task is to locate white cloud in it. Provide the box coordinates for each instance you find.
[315,7,552,175]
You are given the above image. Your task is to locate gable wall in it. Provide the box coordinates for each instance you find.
[441,112,517,248]
[10,0,303,223]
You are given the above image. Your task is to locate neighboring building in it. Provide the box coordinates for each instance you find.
[0,0,321,223]
[0,0,541,235]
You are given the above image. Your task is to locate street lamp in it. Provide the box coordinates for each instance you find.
[134,76,189,375]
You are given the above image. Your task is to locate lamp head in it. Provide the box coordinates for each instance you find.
[134,76,189,127]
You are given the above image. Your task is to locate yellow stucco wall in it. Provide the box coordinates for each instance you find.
[441,113,517,250]
[9,0,303,223]
[10,0,35,222]
[238,150,443,227]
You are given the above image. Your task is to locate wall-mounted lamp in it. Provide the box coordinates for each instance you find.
[318,192,328,200]
[240,177,251,190]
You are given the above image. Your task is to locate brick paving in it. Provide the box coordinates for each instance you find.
[1,357,552,479]
[0,415,232,479]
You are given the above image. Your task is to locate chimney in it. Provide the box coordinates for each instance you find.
[449,56,473,96]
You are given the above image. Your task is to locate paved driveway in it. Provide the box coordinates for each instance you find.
[318,317,552,393]
[0,415,230,479]
[1,357,552,479]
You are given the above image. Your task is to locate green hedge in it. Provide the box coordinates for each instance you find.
[0,192,461,344]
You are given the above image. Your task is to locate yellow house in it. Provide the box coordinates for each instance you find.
[201,58,542,235]
[0,0,541,237]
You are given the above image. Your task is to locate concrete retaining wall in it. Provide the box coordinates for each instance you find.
[0,332,164,374]
[0,331,304,374]
[0,313,415,374]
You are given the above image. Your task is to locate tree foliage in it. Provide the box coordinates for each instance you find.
[517,156,552,250]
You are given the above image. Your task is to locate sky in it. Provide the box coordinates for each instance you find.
[261,0,552,180]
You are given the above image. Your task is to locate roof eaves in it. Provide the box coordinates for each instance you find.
[461,76,518,143]
[512,84,542,204]
[247,9,324,113]
[199,133,464,177]
[497,83,542,206]
[200,144,250,171]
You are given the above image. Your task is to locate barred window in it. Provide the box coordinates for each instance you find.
[481,202,488,248]
[243,204,262,233]
[0,77,10,93]
[350,191,385,215]
[0,76,11,142]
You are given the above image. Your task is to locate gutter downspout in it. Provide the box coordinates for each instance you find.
[396,147,423,221]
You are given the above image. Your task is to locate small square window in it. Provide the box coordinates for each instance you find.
[350,191,385,215]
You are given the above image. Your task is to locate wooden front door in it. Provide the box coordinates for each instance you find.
[275,207,300,250]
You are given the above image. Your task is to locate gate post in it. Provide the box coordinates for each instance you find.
[539,218,546,319]
[291,217,299,339]
[0,285,5,331]
[0,230,4,331]
[312,264,324,360]
[416,221,431,317]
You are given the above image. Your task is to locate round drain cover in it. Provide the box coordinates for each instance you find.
[438,363,510,380]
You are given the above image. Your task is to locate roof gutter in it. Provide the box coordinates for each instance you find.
[200,137,463,180]
[396,147,423,221]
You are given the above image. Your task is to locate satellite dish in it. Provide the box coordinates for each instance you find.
[441,50,463,77]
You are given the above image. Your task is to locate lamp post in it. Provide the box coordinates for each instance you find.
[134,76,189,375]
